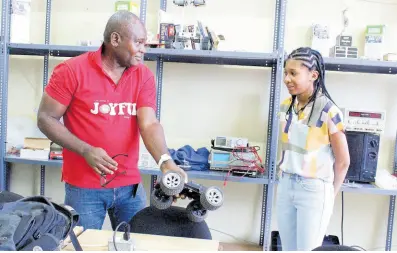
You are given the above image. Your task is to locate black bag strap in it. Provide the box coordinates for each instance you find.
[69,229,83,251]
[58,203,83,251]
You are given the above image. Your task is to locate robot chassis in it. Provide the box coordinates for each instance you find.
[150,171,224,222]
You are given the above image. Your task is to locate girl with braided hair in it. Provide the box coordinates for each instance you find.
[276,47,350,251]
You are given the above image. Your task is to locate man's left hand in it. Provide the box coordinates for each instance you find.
[161,161,188,183]
[161,161,189,202]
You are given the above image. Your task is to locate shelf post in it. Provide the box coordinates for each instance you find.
[148,0,168,200]
[140,0,147,26]
[385,130,397,251]
[150,0,167,199]
[261,0,287,250]
[138,0,160,200]
[37,0,52,197]
[0,0,11,191]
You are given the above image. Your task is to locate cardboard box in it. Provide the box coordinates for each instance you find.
[19,137,51,160]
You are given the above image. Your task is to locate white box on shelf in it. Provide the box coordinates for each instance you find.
[20,149,49,160]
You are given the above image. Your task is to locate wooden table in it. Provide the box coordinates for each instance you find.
[63,229,220,251]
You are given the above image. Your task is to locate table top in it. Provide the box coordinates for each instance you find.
[62,229,220,251]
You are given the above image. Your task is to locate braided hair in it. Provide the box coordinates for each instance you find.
[285,47,335,124]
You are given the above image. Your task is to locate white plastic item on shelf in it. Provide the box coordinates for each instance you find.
[375,169,397,190]
[10,0,31,43]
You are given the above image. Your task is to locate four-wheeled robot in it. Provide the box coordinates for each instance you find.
[150,171,224,222]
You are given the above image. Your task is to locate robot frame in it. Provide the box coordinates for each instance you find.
[150,170,224,223]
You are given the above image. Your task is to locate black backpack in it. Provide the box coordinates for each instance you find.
[0,193,83,251]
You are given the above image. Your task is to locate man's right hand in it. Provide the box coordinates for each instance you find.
[82,147,118,175]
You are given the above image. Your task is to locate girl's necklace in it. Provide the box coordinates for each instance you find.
[293,102,309,115]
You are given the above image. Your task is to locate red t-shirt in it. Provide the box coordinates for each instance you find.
[45,46,157,189]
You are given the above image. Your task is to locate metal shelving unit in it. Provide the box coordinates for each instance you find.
[0,0,397,251]
[8,43,277,66]
[4,155,269,184]
[324,57,397,74]
[0,0,278,250]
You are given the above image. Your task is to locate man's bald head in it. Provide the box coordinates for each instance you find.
[103,10,145,43]
[102,11,147,68]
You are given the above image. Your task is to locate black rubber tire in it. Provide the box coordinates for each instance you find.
[186,200,208,223]
[150,188,173,210]
[159,171,185,196]
[200,186,224,211]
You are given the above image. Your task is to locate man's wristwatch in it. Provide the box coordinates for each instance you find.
[158,154,172,168]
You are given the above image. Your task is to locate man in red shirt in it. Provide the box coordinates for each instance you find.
[37,10,188,231]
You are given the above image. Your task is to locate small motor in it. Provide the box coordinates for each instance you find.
[173,0,205,6]
[173,0,188,6]
[191,0,205,6]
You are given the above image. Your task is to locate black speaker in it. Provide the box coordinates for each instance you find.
[345,131,380,183]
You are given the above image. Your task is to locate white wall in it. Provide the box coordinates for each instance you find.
[5,0,397,251]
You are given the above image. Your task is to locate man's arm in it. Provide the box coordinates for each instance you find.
[331,131,350,197]
[37,92,91,157]
[137,107,188,181]
[37,92,118,175]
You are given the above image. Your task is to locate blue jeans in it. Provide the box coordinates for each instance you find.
[276,172,334,251]
[64,183,147,231]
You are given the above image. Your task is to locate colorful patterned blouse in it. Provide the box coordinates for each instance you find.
[277,93,345,182]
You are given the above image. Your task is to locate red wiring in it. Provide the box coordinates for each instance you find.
[223,145,266,186]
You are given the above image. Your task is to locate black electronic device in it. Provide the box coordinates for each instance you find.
[270,231,340,251]
[345,131,380,183]
[150,171,224,222]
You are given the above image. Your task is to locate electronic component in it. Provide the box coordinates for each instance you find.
[330,46,358,58]
[108,222,135,251]
[209,150,256,169]
[213,136,248,149]
[50,142,62,160]
[208,148,264,178]
[341,108,386,134]
[159,23,175,49]
[192,0,206,7]
[197,21,210,50]
[173,0,188,6]
[345,131,380,183]
[336,35,353,47]
[173,0,205,6]
[108,237,135,251]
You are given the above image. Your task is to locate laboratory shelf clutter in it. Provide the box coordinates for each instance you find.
[1,0,397,251]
